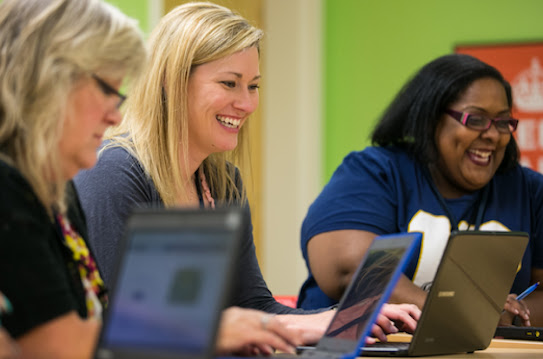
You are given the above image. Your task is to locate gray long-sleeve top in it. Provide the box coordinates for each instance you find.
[74,145,314,314]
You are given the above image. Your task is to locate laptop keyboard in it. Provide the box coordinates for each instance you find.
[301,350,346,358]
[275,350,340,358]
[365,341,410,350]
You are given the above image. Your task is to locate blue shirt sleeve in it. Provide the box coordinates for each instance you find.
[298,147,422,309]
[525,167,543,269]
[301,148,402,263]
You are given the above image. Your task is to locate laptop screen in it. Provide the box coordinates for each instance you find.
[316,233,420,355]
[101,230,229,352]
[325,247,406,339]
[95,209,244,359]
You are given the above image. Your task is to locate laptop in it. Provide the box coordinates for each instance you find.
[361,230,529,357]
[94,207,246,359]
[267,232,421,359]
[494,326,543,341]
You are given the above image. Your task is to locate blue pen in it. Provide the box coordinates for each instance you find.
[516,282,540,301]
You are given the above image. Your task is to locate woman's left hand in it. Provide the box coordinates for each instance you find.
[369,303,421,343]
[277,303,420,346]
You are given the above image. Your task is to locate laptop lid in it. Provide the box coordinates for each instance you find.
[409,230,529,356]
[94,208,246,359]
[311,232,421,359]
[362,230,529,357]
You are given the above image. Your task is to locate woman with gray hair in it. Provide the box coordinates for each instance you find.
[0,0,146,357]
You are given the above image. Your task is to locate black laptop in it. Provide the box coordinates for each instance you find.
[361,230,529,357]
[495,326,543,341]
[94,208,246,359]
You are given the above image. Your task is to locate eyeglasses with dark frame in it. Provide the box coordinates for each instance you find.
[91,74,127,109]
[445,108,519,134]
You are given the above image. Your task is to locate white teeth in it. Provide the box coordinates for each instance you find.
[469,149,491,158]
[216,115,241,128]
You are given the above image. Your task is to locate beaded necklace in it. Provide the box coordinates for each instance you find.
[198,167,215,209]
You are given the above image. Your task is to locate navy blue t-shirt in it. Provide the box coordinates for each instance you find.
[299,146,543,309]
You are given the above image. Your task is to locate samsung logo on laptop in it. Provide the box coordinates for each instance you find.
[437,291,455,297]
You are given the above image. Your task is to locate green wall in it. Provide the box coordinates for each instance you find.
[107,0,150,33]
[324,0,543,181]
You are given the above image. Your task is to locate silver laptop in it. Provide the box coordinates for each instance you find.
[361,230,529,357]
[94,208,246,359]
[256,232,422,359]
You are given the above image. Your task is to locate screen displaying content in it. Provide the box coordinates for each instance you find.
[102,230,231,354]
[324,246,406,341]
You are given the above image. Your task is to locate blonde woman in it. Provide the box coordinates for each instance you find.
[0,0,145,358]
[75,2,420,352]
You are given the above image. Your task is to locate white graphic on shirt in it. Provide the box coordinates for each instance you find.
[407,210,509,288]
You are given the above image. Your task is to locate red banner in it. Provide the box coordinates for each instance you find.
[456,43,543,173]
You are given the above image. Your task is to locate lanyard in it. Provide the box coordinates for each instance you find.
[424,167,490,231]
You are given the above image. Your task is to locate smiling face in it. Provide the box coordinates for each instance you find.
[186,46,260,162]
[58,74,123,179]
[431,77,512,198]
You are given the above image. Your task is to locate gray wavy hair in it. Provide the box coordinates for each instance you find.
[0,0,146,214]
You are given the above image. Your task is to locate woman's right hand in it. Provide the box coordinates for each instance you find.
[216,307,304,356]
[499,293,531,326]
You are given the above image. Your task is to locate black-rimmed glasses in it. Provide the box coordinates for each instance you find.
[445,108,519,134]
[92,74,126,109]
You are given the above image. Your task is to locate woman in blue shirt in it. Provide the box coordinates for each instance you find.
[300,54,543,327]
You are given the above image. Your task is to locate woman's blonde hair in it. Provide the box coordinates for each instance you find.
[106,1,263,206]
[0,0,146,215]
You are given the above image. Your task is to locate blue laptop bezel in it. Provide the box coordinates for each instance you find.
[315,232,421,359]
